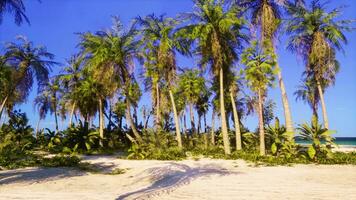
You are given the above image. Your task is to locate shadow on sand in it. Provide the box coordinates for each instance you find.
[116,162,239,200]
[0,167,85,185]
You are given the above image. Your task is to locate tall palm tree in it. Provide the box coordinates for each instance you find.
[286,0,353,129]
[58,54,84,127]
[0,0,29,25]
[34,77,61,133]
[1,36,56,119]
[241,40,276,156]
[177,0,247,154]
[235,0,295,135]
[79,18,143,145]
[135,14,190,148]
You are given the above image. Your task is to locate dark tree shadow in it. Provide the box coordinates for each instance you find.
[116,162,239,200]
[0,167,85,185]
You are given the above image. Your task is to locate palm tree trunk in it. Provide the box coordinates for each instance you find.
[189,103,196,134]
[126,100,143,143]
[258,89,266,156]
[219,68,231,155]
[68,102,76,127]
[98,98,104,147]
[277,66,294,137]
[183,112,187,134]
[54,108,59,134]
[35,119,41,139]
[169,90,182,149]
[203,113,208,149]
[230,91,242,151]
[277,68,294,130]
[211,110,215,145]
[317,81,329,129]
[155,83,161,130]
[0,95,9,120]
[197,115,201,134]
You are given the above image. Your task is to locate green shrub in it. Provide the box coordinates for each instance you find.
[297,116,335,160]
[40,155,81,167]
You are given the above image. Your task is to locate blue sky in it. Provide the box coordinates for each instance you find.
[1,0,356,137]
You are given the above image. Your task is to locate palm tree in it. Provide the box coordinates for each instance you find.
[286,0,353,129]
[0,0,29,25]
[79,18,143,145]
[241,40,276,156]
[34,77,61,133]
[177,0,247,154]
[1,36,56,119]
[177,70,207,136]
[236,0,295,135]
[294,75,320,119]
[58,54,84,127]
[135,14,190,148]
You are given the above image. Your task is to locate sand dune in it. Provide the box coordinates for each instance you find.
[1,156,356,200]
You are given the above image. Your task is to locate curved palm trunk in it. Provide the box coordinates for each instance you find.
[317,81,329,129]
[211,110,215,145]
[68,102,76,127]
[126,100,143,144]
[258,89,266,156]
[0,95,9,120]
[277,66,294,136]
[98,98,104,147]
[230,91,242,151]
[219,68,231,155]
[169,90,182,149]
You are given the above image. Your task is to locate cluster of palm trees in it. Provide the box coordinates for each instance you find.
[0,0,353,155]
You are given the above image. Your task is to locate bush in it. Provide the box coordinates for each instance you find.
[40,155,81,167]
[297,117,335,160]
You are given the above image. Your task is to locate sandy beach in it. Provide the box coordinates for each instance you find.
[1,155,356,200]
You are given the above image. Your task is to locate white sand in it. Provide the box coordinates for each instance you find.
[1,156,356,200]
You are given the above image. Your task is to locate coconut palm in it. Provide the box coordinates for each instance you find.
[1,36,56,119]
[286,0,353,129]
[0,0,29,25]
[241,40,276,156]
[177,0,247,154]
[79,17,143,145]
[34,77,61,133]
[177,70,207,135]
[135,14,190,148]
[294,75,320,119]
[58,54,84,127]
[235,0,295,135]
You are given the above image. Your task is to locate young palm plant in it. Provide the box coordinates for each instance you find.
[297,116,335,160]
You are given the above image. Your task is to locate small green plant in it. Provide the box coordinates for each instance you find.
[266,117,296,158]
[297,116,336,160]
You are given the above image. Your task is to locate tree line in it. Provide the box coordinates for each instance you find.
[0,0,354,156]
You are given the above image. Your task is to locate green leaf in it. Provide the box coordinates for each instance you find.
[271,143,277,155]
[308,146,316,159]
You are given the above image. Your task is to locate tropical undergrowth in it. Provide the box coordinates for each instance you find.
[1,111,356,170]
